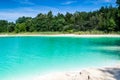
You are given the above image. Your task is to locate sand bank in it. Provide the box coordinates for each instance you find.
[7,65,120,80]
[33,65,120,80]
[0,34,120,37]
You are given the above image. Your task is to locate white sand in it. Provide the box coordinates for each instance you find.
[6,65,120,80]
[32,65,120,80]
[11,65,119,80]
[0,34,120,37]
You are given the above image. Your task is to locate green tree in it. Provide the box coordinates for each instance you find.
[52,13,66,31]
[16,16,32,24]
[116,0,120,31]
[0,3,119,33]
[116,0,120,8]
[107,18,116,32]
[25,18,34,32]
[0,20,8,32]
[15,23,26,33]
[7,22,15,32]
[65,12,73,23]
[47,11,53,31]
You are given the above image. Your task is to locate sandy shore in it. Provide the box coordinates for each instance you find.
[31,65,120,80]
[0,34,120,37]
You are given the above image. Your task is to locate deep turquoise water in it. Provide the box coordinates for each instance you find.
[0,36,120,80]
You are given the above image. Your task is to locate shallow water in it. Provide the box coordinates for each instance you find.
[0,36,120,80]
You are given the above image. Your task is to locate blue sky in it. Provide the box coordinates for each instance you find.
[0,0,116,22]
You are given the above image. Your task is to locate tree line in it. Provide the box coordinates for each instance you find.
[0,0,120,33]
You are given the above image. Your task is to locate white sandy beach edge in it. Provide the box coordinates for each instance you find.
[37,66,120,80]
[0,34,120,37]
[9,65,120,80]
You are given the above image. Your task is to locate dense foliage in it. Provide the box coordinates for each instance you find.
[0,1,120,33]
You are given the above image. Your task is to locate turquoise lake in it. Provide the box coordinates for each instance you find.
[0,36,120,80]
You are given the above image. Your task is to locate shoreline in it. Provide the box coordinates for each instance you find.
[31,65,120,80]
[0,34,120,37]
[9,65,120,80]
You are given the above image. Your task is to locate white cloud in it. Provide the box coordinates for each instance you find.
[0,5,99,22]
[13,0,35,5]
[1,0,104,22]
[0,12,35,22]
[0,6,60,22]
[61,1,77,5]
[84,0,112,5]
[104,0,111,2]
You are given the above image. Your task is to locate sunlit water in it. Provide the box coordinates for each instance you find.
[0,36,120,80]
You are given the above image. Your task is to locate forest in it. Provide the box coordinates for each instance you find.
[0,0,120,33]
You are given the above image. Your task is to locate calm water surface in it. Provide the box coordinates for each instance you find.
[0,36,120,80]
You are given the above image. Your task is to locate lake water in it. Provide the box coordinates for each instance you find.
[0,36,120,80]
